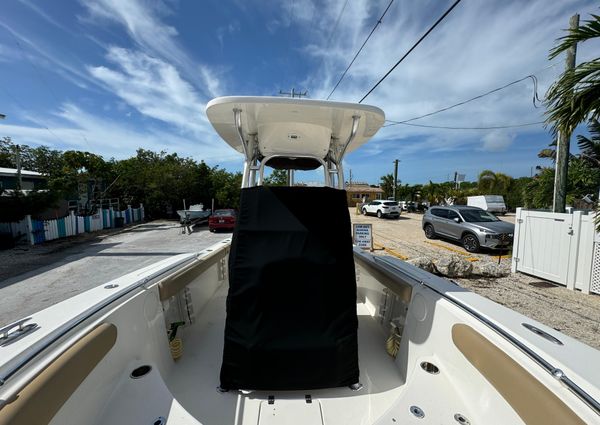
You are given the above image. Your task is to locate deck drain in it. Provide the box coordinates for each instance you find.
[410,405,424,419]
[420,361,439,374]
[454,413,470,424]
[130,365,152,379]
[152,417,166,425]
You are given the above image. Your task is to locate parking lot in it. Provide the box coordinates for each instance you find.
[351,208,515,262]
[350,208,600,350]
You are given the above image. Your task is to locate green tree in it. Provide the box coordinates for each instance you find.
[477,170,513,196]
[210,169,242,209]
[379,174,400,199]
[264,169,288,186]
[577,119,600,166]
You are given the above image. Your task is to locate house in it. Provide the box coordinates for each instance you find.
[345,183,384,206]
[0,167,47,195]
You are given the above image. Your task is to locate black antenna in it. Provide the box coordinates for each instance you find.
[279,88,309,98]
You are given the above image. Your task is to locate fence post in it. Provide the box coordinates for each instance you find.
[70,210,76,236]
[566,211,582,290]
[140,203,144,222]
[25,214,35,246]
[511,207,522,274]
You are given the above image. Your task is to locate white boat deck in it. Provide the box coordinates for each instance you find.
[164,283,469,424]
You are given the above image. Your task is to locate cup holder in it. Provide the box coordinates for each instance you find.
[130,365,152,379]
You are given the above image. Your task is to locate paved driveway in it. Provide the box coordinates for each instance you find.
[0,221,229,326]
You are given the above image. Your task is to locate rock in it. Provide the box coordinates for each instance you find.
[433,255,473,277]
[474,262,510,277]
[406,256,436,273]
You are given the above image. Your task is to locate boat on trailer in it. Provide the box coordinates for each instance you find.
[176,204,211,224]
[1,96,599,425]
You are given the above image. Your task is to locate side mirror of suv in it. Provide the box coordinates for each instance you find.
[453,217,461,223]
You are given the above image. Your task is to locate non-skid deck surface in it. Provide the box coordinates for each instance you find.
[166,283,406,424]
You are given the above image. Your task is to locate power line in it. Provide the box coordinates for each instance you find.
[306,0,350,91]
[386,67,554,125]
[359,0,463,103]
[384,121,544,130]
[6,30,94,151]
[0,86,69,147]
[327,0,395,100]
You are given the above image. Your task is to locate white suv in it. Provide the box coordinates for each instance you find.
[362,200,400,218]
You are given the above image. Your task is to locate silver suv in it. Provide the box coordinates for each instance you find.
[422,206,514,253]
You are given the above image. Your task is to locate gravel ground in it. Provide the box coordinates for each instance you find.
[350,208,600,350]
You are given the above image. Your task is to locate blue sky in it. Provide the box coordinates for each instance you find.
[0,0,598,185]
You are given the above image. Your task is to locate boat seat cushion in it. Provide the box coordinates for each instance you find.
[220,186,359,390]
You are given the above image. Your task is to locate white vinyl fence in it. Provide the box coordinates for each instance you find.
[511,208,598,294]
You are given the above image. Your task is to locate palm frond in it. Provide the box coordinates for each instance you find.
[576,119,600,165]
[538,148,556,160]
[545,60,600,134]
[550,14,600,59]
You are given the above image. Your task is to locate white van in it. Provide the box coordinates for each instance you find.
[467,195,507,214]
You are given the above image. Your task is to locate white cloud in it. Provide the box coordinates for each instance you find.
[217,21,240,48]
[481,131,516,152]
[80,0,223,98]
[289,1,587,129]
[0,103,240,164]
[88,46,212,137]
[0,21,102,90]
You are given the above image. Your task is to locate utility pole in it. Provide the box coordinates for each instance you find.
[553,13,579,213]
[393,159,399,201]
[14,144,22,191]
[349,169,353,185]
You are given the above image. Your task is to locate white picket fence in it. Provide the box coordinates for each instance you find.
[511,208,598,294]
[0,204,144,246]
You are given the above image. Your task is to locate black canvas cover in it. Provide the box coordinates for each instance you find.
[220,186,359,391]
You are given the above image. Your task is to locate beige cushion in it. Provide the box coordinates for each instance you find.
[452,323,585,425]
[0,323,117,425]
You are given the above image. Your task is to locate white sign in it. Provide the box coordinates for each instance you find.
[353,223,373,251]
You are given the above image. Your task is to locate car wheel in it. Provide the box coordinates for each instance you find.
[424,224,436,239]
[377,210,383,218]
[462,233,480,253]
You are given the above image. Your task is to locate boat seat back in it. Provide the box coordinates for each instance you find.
[0,323,117,425]
[220,186,359,390]
[453,324,585,425]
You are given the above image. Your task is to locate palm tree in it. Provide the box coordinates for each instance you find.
[545,14,600,134]
[538,140,557,162]
[577,119,600,166]
[477,170,497,194]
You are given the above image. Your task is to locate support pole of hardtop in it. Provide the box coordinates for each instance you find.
[234,108,252,188]
[336,115,361,189]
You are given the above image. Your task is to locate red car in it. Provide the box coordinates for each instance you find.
[209,209,236,232]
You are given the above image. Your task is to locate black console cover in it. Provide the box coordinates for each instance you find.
[220,186,359,390]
